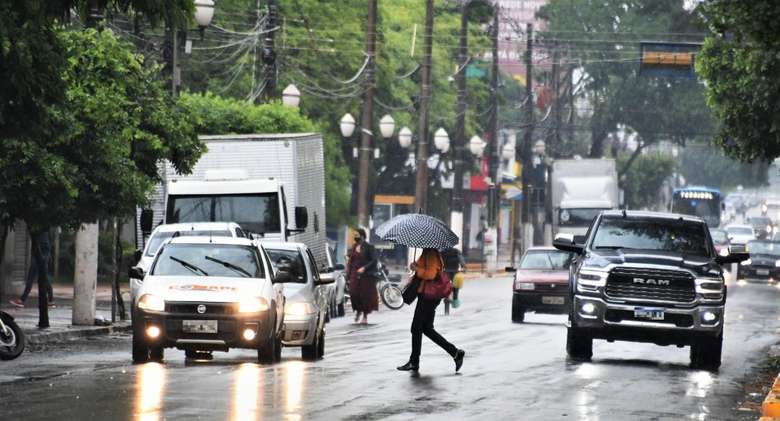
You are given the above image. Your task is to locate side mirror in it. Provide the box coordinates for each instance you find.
[274,269,293,284]
[128,266,146,280]
[133,249,143,264]
[553,237,585,254]
[140,209,154,234]
[505,266,517,273]
[331,263,345,271]
[716,252,749,265]
[295,206,309,230]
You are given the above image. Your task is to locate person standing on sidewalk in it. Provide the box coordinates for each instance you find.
[346,228,379,325]
[441,246,465,311]
[397,248,465,373]
[9,230,54,308]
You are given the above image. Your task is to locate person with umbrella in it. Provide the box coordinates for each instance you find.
[374,214,465,373]
[346,228,379,325]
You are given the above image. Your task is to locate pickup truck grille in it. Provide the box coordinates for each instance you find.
[605,267,695,303]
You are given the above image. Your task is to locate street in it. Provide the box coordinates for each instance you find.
[1,275,778,421]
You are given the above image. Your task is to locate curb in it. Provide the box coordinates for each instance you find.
[25,322,132,346]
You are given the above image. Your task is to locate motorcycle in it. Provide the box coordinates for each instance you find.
[0,310,25,360]
[377,262,403,310]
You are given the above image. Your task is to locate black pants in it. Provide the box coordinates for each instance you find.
[409,296,457,364]
[20,261,53,303]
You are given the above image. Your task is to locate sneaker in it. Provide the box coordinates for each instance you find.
[397,361,419,371]
[452,299,461,308]
[454,349,465,372]
[8,298,24,308]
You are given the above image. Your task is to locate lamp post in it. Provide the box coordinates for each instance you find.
[469,135,486,157]
[398,126,413,149]
[282,84,301,108]
[194,0,215,27]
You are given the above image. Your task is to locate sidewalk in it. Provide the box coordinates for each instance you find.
[0,282,131,345]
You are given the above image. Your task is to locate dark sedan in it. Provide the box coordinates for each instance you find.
[738,240,780,282]
[508,247,574,323]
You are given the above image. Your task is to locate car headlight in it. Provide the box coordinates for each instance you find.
[285,302,315,315]
[775,260,780,268]
[741,258,752,266]
[239,297,270,313]
[719,248,729,257]
[768,225,773,233]
[137,294,165,312]
[515,282,535,291]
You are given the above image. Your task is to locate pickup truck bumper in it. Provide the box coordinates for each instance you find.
[571,295,723,346]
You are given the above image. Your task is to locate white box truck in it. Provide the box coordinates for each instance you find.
[551,158,619,236]
[138,133,327,267]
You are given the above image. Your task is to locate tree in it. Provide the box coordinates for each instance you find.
[696,1,780,161]
[679,142,768,190]
[617,152,676,210]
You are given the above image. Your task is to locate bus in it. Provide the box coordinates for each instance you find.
[671,187,723,228]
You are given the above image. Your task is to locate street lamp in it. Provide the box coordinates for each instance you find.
[434,128,450,152]
[340,113,356,137]
[469,135,485,156]
[533,140,546,156]
[194,0,215,27]
[398,126,413,149]
[502,142,515,160]
[379,114,396,139]
[282,84,300,108]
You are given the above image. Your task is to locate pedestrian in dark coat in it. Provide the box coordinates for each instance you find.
[441,246,464,308]
[397,248,465,373]
[346,228,379,324]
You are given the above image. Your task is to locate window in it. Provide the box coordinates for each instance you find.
[559,208,604,227]
[152,244,263,278]
[167,193,280,235]
[520,250,573,270]
[592,217,710,257]
[144,230,232,257]
[266,249,308,283]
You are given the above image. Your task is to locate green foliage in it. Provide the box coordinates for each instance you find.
[679,142,768,190]
[617,152,676,210]
[696,1,780,161]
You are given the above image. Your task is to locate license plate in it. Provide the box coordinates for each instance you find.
[542,296,565,305]
[757,269,770,276]
[634,307,664,321]
[182,320,218,334]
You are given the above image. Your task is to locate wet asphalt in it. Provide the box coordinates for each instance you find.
[0,274,779,421]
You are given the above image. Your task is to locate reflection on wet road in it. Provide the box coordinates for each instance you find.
[1,276,779,420]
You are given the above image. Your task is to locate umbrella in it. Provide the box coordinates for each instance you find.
[374,213,459,250]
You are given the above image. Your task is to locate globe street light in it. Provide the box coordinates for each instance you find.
[398,126,413,149]
[340,113,356,138]
[282,84,300,108]
[434,128,450,152]
[194,0,215,27]
[379,114,396,139]
[469,135,485,156]
[502,142,515,160]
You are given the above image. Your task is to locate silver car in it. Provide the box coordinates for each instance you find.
[320,244,346,319]
[264,242,333,360]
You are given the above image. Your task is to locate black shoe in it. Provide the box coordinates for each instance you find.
[454,349,465,372]
[397,361,419,371]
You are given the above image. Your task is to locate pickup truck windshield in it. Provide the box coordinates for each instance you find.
[592,217,709,257]
[152,244,263,278]
[559,208,605,227]
[167,194,280,235]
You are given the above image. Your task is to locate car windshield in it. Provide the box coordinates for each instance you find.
[266,248,307,283]
[166,193,280,235]
[748,217,772,226]
[145,230,232,257]
[710,230,728,244]
[151,244,263,278]
[559,208,605,227]
[592,217,710,257]
[520,250,573,270]
[748,241,780,256]
[728,227,753,236]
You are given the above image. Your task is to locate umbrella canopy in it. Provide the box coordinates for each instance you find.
[374,213,459,250]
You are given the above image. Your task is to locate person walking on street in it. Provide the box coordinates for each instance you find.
[441,246,465,312]
[398,248,465,373]
[9,230,54,308]
[346,228,379,325]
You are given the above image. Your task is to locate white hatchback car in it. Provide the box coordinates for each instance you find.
[130,222,247,305]
[130,236,284,363]
[726,224,756,247]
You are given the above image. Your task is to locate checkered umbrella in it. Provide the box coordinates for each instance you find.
[374,213,458,250]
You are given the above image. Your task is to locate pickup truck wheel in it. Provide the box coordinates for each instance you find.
[566,326,593,361]
[690,335,722,370]
[131,327,149,363]
[511,296,525,323]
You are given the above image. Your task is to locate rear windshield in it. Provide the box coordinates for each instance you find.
[709,230,728,244]
[145,230,232,257]
[520,250,573,270]
[592,217,710,257]
[728,227,753,236]
[152,244,263,278]
[748,241,780,256]
[266,249,308,283]
[748,217,772,226]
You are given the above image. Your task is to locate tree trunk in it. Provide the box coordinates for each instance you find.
[113,219,126,321]
[618,143,646,179]
[73,223,99,326]
[29,229,50,328]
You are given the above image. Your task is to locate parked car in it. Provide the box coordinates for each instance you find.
[264,242,333,361]
[709,228,731,257]
[319,244,346,319]
[130,222,248,311]
[507,247,574,323]
[726,224,756,248]
[130,236,285,363]
[747,216,775,240]
[738,240,780,281]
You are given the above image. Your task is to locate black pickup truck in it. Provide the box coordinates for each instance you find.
[554,210,747,369]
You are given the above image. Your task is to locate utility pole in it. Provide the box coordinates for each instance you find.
[414,0,435,213]
[514,23,534,260]
[357,0,377,228]
[544,43,560,245]
[486,4,500,271]
[451,1,470,247]
[262,0,278,100]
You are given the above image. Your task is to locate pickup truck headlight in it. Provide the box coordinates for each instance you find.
[239,297,270,313]
[718,248,729,257]
[137,294,165,312]
[285,302,315,315]
[741,258,752,266]
[515,282,535,291]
